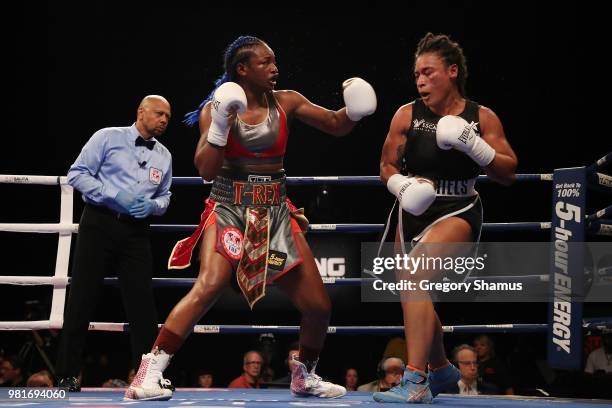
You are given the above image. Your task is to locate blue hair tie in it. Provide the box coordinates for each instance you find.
[183,73,230,126]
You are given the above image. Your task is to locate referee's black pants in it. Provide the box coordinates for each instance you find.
[56,204,158,378]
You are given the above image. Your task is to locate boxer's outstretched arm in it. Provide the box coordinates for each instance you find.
[276,90,355,137]
[479,106,518,186]
[276,79,376,137]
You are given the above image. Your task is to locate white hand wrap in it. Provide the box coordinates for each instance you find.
[387,174,436,216]
[207,82,247,147]
[436,115,496,167]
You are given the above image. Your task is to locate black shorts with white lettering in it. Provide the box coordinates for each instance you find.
[401,195,483,243]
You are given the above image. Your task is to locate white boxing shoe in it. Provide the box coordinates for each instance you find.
[290,357,346,398]
[124,349,174,401]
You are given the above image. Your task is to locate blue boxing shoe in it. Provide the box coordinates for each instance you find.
[428,361,460,397]
[373,366,433,403]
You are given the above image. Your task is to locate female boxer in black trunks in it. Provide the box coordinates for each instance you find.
[374,32,517,403]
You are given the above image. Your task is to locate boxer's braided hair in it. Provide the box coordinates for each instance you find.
[184,36,266,126]
[415,33,468,97]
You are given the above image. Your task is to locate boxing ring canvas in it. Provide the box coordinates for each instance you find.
[1,388,610,407]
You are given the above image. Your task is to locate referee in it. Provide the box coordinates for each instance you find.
[55,95,173,391]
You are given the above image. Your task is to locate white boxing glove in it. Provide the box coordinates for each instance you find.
[436,115,495,167]
[207,82,248,147]
[387,174,436,216]
[342,77,377,121]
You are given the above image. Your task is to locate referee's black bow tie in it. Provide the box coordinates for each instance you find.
[135,137,156,150]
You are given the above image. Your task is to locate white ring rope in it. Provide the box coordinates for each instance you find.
[1,320,608,333]
[0,276,68,286]
[0,174,68,185]
[0,321,546,333]
[0,222,552,234]
[594,172,612,189]
[0,223,78,234]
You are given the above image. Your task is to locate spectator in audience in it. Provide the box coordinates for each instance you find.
[0,356,26,387]
[382,337,407,365]
[449,344,477,395]
[344,367,359,391]
[358,357,404,392]
[585,330,612,375]
[196,369,214,387]
[448,344,498,395]
[474,335,514,394]
[26,370,54,387]
[581,330,612,399]
[228,351,263,388]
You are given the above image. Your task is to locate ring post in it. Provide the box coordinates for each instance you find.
[548,167,586,370]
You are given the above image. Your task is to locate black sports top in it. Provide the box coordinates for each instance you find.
[402,98,481,196]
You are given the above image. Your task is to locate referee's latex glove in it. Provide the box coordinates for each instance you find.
[129,197,157,218]
[115,190,138,213]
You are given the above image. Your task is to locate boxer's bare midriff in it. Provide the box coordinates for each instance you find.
[222,161,284,175]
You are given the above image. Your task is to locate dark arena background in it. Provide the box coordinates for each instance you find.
[3,2,612,406]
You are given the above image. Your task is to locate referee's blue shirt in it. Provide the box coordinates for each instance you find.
[68,124,172,215]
